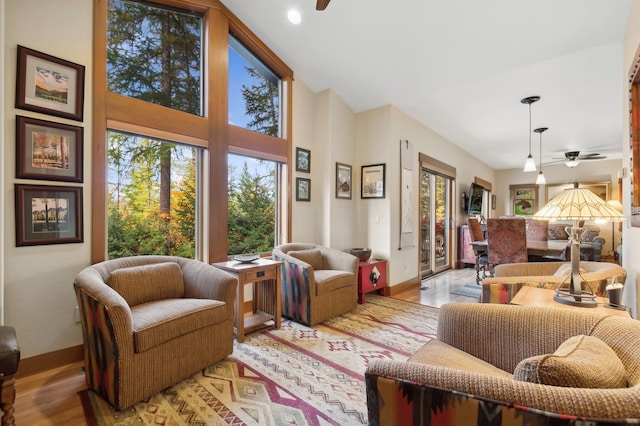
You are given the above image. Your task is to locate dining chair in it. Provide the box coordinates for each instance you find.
[525,219,551,262]
[487,217,528,273]
[467,217,489,284]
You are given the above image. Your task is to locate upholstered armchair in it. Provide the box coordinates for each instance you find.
[272,243,358,326]
[480,261,626,304]
[366,303,640,424]
[73,256,237,410]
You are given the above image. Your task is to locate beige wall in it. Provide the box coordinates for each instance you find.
[3,0,93,357]
[622,0,640,318]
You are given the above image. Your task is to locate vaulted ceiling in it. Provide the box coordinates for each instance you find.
[220,0,632,170]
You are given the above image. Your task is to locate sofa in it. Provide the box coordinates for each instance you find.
[73,255,237,410]
[272,243,358,326]
[549,222,606,261]
[481,261,626,304]
[365,303,640,425]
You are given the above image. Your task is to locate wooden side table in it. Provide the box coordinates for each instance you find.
[212,258,282,342]
[357,259,387,304]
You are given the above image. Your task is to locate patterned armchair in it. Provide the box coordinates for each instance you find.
[73,256,237,410]
[487,217,528,273]
[272,243,358,326]
[366,303,640,425]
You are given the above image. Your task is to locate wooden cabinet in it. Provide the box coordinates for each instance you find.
[358,259,387,303]
[458,225,476,268]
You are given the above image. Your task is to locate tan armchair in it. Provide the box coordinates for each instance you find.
[366,303,640,424]
[73,256,237,410]
[272,243,358,326]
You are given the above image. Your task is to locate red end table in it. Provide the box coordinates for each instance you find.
[357,259,387,303]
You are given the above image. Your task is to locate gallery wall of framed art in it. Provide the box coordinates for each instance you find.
[13,45,86,246]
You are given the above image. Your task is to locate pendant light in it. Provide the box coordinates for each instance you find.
[521,96,540,172]
[534,127,547,185]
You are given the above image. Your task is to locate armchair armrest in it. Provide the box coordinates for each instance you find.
[366,360,640,421]
[320,247,358,274]
[181,260,237,318]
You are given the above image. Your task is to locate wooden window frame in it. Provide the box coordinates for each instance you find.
[92,0,293,263]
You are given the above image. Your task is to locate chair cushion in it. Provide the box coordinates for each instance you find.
[289,249,324,270]
[108,262,185,306]
[131,298,227,352]
[513,335,627,388]
[314,270,353,295]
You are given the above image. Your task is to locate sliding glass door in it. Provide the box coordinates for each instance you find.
[420,168,453,277]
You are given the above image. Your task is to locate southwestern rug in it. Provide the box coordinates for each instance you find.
[449,283,482,298]
[79,295,439,425]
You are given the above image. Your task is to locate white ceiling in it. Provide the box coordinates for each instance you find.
[220,0,632,170]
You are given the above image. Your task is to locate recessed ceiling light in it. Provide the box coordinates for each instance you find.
[287,9,301,25]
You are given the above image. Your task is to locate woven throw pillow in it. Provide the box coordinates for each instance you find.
[289,249,324,270]
[108,262,184,306]
[513,335,627,388]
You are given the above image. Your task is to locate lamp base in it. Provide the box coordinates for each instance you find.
[553,287,598,308]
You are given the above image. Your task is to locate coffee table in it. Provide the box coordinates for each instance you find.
[511,286,631,318]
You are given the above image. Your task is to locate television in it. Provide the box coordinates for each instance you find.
[467,183,485,216]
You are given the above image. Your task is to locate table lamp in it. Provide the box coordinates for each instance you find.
[533,182,625,307]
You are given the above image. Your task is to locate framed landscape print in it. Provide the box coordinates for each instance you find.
[15,45,85,121]
[296,177,311,201]
[295,147,310,173]
[16,115,83,182]
[361,163,385,199]
[15,184,83,246]
[336,162,352,199]
[546,181,610,203]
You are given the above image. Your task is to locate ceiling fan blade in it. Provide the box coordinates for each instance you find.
[316,0,331,10]
[578,153,605,159]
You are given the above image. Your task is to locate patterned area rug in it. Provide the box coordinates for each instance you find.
[79,295,438,425]
[450,283,482,298]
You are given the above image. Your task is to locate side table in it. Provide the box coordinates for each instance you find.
[212,258,282,342]
[511,286,631,318]
[357,259,387,303]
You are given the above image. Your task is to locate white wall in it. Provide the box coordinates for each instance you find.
[622,0,640,318]
[3,0,93,357]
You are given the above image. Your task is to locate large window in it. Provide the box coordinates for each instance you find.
[94,0,293,263]
[108,131,201,258]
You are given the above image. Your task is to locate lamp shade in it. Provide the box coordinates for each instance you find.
[533,183,626,222]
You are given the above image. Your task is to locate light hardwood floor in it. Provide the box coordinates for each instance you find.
[14,267,479,425]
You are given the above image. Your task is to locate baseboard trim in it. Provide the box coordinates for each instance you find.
[20,344,84,377]
[386,276,420,296]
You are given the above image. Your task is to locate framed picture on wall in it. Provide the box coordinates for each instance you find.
[295,147,310,173]
[16,115,83,182]
[361,163,385,199]
[15,184,83,246]
[296,177,311,201]
[15,45,85,121]
[546,181,610,203]
[336,162,352,199]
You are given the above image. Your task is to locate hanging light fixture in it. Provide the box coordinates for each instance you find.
[521,96,540,172]
[534,127,547,185]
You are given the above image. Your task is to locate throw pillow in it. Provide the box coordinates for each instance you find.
[108,262,185,306]
[513,335,627,388]
[289,249,324,270]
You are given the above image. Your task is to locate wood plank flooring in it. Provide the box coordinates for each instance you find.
[13,267,479,425]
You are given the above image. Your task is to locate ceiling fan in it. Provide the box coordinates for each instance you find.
[546,151,607,168]
[316,0,331,10]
